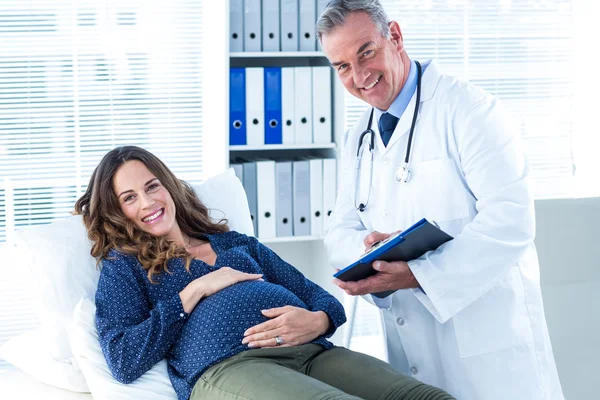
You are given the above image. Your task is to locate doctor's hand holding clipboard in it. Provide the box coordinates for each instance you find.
[335,229,417,296]
[333,219,453,297]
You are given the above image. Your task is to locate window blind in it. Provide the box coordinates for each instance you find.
[344,0,573,200]
[0,0,227,368]
[346,0,573,357]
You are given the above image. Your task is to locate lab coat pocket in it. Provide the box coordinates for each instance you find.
[453,265,533,358]
[410,158,470,223]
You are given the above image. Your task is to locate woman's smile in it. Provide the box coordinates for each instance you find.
[142,208,164,224]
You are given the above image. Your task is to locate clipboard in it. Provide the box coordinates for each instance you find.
[333,218,453,298]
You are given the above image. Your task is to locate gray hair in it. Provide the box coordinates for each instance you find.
[316,0,391,42]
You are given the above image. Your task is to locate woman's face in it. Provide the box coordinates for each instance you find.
[113,160,181,241]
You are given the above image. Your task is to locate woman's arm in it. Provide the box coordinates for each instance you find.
[96,252,263,383]
[95,252,189,384]
[241,235,346,347]
[179,266,263,313]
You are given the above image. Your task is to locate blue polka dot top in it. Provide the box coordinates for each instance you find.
[95,231,346,400]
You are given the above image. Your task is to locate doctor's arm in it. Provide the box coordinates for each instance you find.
[325,129,409,307]
[324,129,371,271]
[410,96,535,324]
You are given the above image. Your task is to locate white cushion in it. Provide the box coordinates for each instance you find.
[70,298,177,400]
[0,367,92,400]
[0,329,89,393]
[8,167,252,391]
[13,216,99,362]
[193,167,254,237]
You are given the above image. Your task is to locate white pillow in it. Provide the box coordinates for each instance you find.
[193,167,254,236]
[13,215,99,362]
[9,167,252,390]
[70,298,177,400]
[0,329,89,393]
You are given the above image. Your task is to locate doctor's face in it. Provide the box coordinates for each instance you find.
[321,12,410,111]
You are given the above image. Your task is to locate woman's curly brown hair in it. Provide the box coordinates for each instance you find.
[74,146,229,282]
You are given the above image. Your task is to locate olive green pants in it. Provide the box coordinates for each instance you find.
[190,344,454,400]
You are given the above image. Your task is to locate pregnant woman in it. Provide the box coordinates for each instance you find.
[74,145,454,400]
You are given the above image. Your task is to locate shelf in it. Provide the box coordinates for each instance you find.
[260,235,325,244]
[230,143,335,151]
[230,51,325,58]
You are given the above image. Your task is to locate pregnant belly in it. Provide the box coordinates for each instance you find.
[172,281,308,357]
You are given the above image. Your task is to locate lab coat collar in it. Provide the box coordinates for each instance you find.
[376,59,442,153]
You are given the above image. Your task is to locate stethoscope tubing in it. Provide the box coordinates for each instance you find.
[354,60,423,212]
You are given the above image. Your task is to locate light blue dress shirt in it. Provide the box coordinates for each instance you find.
[374,59,425,126]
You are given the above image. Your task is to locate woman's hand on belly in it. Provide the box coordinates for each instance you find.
[241,306,331,348]
[179,267,263,314]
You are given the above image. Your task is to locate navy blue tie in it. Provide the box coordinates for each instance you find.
[378,112,399,147]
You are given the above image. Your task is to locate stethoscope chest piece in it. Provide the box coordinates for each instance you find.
[395,163,411,183]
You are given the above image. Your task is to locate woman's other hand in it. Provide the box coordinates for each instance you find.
[179,267,262,313]
[241,306,331,348]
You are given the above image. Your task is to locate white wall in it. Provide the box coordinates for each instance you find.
[535,198,600,400]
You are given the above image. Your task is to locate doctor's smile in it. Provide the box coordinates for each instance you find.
[362,75,381,90]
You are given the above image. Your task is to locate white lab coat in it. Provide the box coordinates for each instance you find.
[325,60,564,400]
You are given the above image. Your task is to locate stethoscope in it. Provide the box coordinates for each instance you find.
[355,60,422,213]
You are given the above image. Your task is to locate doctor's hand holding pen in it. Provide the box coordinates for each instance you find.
[363,230,400,253]
[333,230,421,296]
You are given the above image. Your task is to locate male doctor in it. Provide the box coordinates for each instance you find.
[318,1,564,399]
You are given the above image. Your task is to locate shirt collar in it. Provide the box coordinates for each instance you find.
[374,59,419,122]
